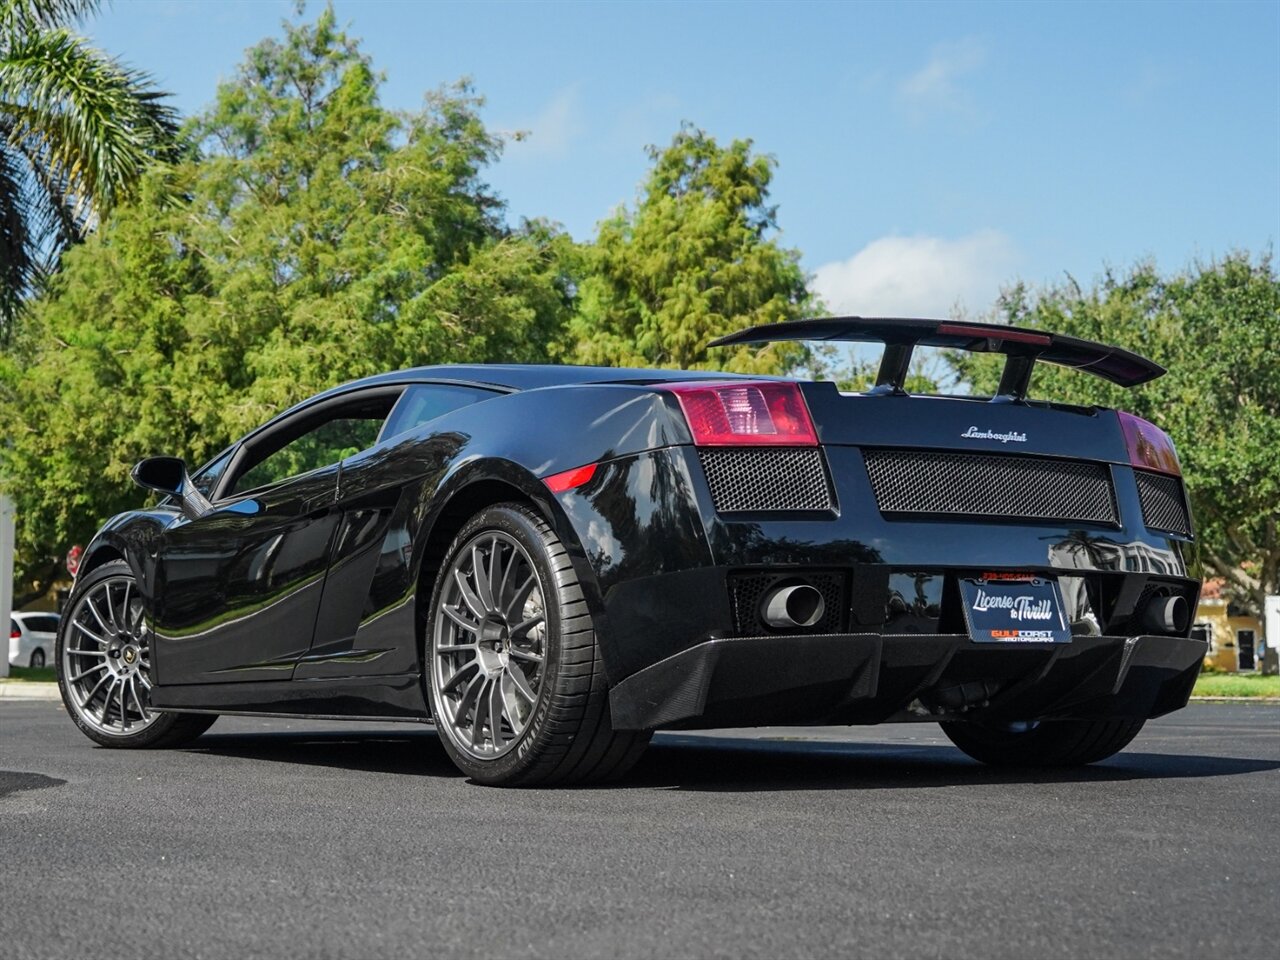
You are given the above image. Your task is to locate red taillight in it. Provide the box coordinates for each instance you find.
[1117,411,1181,476]
[544,462,598,494]
[665,381,818,446]
[9,628,19,639]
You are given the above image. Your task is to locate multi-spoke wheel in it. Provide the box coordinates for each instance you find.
[432,530,546,759]
[426,503,650,786]
[57,560,216,749]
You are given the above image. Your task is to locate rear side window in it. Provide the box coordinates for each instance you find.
[379,385,495,442]
[27,615,59,633]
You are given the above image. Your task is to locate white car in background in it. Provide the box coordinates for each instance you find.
[9,612,60,669]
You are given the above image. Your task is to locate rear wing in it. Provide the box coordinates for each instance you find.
[708,316,1165,399]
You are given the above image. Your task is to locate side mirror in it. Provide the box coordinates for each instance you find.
[132,456,187,497]
[131,457,212,520]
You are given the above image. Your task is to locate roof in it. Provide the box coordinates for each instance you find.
[317,363,769,397]
[237,363,778,447]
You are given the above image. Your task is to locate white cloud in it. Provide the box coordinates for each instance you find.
[898,38,985,114]
[811,230,1018,319]
[508,86,583,159]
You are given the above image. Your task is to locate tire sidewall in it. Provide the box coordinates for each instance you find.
[425,504,570,785]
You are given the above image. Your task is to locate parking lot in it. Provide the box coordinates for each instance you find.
[1,700,1277,959]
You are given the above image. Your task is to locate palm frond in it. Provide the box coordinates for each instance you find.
[0,1,102,34]
[0,138,39,341]
[8,125,80,247]
[0,27,178,219]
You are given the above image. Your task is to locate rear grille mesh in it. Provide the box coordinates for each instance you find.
[1135,469,1193,537]
[698,447,835,513]
[862,449,1118,525]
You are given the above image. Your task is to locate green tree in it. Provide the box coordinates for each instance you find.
[827,350,944,394]
[564,125,814,374]
[951,254,1280,618]
[0,6,574,593]
[0,0,177,341]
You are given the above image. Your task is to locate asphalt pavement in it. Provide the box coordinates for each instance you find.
[1,700,1277,960]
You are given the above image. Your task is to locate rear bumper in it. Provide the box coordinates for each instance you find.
[607,633,1207,731]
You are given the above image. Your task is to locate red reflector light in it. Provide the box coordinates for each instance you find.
[937,323,1052,347]
[665,381,818,446]
[1117,411,1181,476]
[544,462,598,494]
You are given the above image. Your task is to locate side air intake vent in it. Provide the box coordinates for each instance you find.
[698,448,835,513]
[862,449,1118,525]
[1135,469,1193,537]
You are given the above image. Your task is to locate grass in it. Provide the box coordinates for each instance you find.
[2,666,57,683]
[1193,672,1280,699]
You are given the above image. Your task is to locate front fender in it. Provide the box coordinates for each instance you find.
[79,508,178,583]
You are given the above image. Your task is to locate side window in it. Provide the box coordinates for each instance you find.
[30,615,59,633]
[190,448,234,498]
[379,384,495,443]
[233,417,384,496]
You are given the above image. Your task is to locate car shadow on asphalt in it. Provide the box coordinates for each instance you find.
[631,735,1280,792]
[187,729,462,779]
[184,728,1280,791]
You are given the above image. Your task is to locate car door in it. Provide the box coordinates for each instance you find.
[297,383,498,680]
[150,387,402,685]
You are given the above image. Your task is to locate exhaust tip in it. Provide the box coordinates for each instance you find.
[762,583,826,629]
[1144,594,1190,635]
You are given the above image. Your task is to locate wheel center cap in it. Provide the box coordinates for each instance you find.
[480,617,509,644]
[123,647,136,665]
[477,617,511,673]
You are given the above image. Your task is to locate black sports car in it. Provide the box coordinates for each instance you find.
[56,317,1205,785]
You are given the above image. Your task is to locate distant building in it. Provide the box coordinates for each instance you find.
[1193,578,1265,672]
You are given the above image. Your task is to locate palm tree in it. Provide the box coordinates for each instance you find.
[0,0,177,342]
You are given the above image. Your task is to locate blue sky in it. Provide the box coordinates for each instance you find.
[88,0,1279,318]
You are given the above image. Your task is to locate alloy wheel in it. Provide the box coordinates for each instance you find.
[61,575,160,736]
[432,531,547,760]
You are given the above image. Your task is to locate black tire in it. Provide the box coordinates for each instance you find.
[426,503,650,786]
[57,560,217,749]
[941,716,1146,767]
[29,649,45,669]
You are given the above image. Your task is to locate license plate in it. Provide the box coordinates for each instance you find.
[959,574,1072,644]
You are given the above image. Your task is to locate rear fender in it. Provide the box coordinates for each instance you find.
[410,457,618,669]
